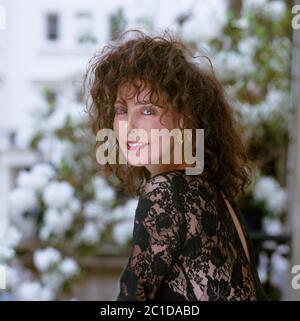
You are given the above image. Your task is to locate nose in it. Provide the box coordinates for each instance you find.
[127,114,138,139]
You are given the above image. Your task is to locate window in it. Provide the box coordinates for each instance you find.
[75,11,96,46]
[46,13,60,41]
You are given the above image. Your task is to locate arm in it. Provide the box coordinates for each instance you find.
[116,176,184,301]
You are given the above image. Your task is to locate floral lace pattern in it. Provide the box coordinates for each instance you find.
[116,170,268,301]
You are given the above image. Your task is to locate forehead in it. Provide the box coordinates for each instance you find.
[116,82,160,104]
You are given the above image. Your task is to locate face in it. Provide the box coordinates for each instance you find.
[113,82,184,173]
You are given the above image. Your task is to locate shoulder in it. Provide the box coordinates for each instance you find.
[135,173,186,227]
[138,171,217,219]
[137,174,175,219]
[142,173,172,196]
[142,170,216,199]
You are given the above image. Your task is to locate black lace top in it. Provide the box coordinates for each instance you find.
[116,169,268,301]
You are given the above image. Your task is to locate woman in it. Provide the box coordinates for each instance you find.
[86,29,268,301]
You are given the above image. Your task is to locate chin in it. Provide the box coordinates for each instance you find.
[126,156,149,167]
[127,162,146,167]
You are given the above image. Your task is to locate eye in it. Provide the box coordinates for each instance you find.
[142,105,156,116]
[114,106,127,115]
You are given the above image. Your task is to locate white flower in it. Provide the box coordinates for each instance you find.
[16,164,55,192]
[46,109,69,132]
[95,185,115,204]
[238,37,259,57]
[266,189,286,214]
[16,171,34,188]
[0,246,15,260]
[239,88,289,124]
[9,187,38,214]
[181,0,227,43]
[112,220,133,246]
[78,222,100,244]
[5,265,20,289]
[264,1,286,21]
[14,281,54,300]
[68,198,80,214]
[59,258,79,277]
[93,176,116,203]
[272,252,289,274]
[9,213,36,241]
[83,201,104,219]
[234,17,249,29]
[14,126,36,149]
[257,101,280,119]
[39,225,51,241]
[243,0,286,21]
[242,0,268,12]
[44,100,84,133]
[41,272,64,291]
[93,176,107,189]
[33,247,62,272]
[32,163,55,181]
[112,206,126,221]
[44,208,74,235]
[254,176,287,215]
[214,51,253,80]
[276,244,290,256]
[37,137,74,166]
[271,253,289,296]
[262,217,284,236]
[96,220,105,231]
[28,97,49,119]
[7,227,22,248]
[43,181,74,208]
[123,199,138,218]
[253,89,289,120]
[0,226,22,249]
[265,88,288,111]
[257,252,268,283]
[239,103,260,125]
[113,199,138,221]
[56,97,85,126]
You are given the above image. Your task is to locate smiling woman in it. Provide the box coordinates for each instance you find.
[85,29,269,301]
[112,80,189,173]
[86,29,251,199]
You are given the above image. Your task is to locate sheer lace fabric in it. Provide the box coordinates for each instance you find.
[116,170,267,301]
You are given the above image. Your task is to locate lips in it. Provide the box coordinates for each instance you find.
[127,141,148,151]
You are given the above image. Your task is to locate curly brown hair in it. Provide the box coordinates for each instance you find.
[85,29,252,200]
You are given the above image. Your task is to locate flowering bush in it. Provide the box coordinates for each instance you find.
[177,0,291,299]
[3,93,138,300]
[3,0,292,300]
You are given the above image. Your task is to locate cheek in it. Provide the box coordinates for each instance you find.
[113,118,118,135]
[140,116,172,137]
[144,116,176,160]
[147,115,176,141]
[113,118,124,141]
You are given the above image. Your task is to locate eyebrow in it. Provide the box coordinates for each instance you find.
[115,98,151,105]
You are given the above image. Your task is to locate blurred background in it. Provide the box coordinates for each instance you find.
[0,0,299,301]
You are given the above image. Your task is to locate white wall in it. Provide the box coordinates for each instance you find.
[0,0,226,231]
[0,0,200,134]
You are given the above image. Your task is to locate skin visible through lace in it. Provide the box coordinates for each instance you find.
[116,172,261,301]
[221,191,251,264]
